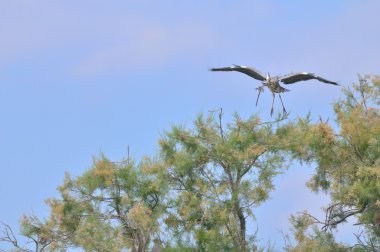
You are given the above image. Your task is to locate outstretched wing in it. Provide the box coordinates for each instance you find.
[280,72,338,85]
[210,65,267,81]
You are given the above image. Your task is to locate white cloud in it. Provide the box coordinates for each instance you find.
[288,1,380,78]
[74,21,214,76]
[0,1,216,76]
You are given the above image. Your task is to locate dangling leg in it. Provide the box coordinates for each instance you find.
[255,86,264,106]
[279,94,287,115]
[255,90,262,106]
[270,93,275,117]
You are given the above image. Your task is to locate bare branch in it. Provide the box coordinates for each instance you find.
[0,222,33,252]
[297,202,367,232]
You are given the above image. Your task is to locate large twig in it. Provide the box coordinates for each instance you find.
[297,202,367,232]
[0,222,33,252]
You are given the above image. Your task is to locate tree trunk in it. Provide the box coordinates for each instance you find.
[236,205,246,251]
[231,186,247,251]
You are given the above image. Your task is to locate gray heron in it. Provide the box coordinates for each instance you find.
[210,65,339,116]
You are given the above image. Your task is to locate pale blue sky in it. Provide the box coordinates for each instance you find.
[1,1,379,250]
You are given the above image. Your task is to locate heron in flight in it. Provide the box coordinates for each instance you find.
[210,65,338,116]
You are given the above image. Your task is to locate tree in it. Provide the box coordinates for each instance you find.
[6,155,167,252]
[4,77,379,251]
[286,76,380,251]
[2,111,297,251]
[158,110,291,251]
[282,213,348,252]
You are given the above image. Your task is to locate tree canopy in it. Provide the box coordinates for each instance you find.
[1,76,379,251]
[158,111,293,251]
[284,76,380,251]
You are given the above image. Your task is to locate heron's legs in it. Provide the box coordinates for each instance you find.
[255,86,264,106]
[279,94,287,115]
[270,93,275,116]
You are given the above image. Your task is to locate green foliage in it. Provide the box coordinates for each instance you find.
[159,112,293,251]
[284,213,349,252]
[18,155,167,252]
[2,76,380,251]
[288,76,380,250]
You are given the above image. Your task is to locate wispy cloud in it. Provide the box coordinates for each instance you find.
[0,1,216,76]
[281,1,380,77]
[0,2,81,65]
[74,20,214,76]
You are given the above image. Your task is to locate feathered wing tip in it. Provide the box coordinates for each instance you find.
[209,65,267,81]
[210,65,241,71]
[280,72,339,85]
[316,76,339,85]
[209,67,232,71]
[209,68,220,71]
